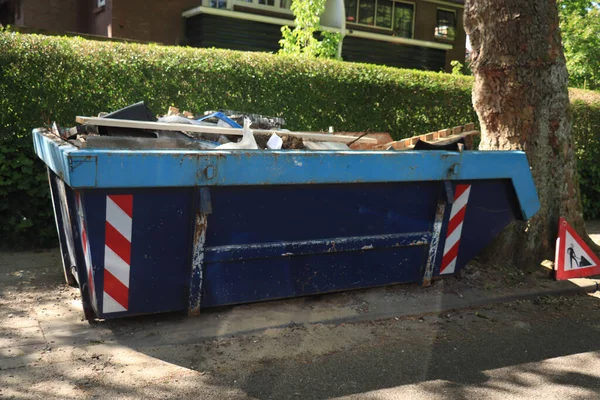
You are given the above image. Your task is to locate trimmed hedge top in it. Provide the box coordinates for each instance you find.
[1,31,600,247]
[0,31,480,139]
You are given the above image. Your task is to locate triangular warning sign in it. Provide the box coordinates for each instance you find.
[555,217,600,280]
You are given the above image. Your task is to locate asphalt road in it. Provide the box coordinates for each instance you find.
[191,293,600,400]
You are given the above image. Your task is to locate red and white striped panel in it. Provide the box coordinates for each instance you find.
[76,193,96,305]
[103,194,133,314]
[440,184,471,275]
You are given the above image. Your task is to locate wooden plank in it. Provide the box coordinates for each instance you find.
[403,130,480,150]
[333,132,393,150]
[465,123,475,131]
[303,141,350,150]
[75,116,378,144]
[438,129,451,138]
[389,141,406,150]
[374,140,405,150]
[377,130,480,151]
[451,126,463,135]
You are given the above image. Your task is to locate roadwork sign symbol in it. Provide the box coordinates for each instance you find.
[555,217,600,280]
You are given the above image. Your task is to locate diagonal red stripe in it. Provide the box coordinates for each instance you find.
[454,184,470,200]
[447,206,467,235]
[82,228,87,255]
[88,267,94,299]
[109,194,133,218]
[104,269,129,310]
[105,221,131,265]
[441,240,460,271]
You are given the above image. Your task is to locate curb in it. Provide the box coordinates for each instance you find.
[467,282,599,308]
[313,281,600,327]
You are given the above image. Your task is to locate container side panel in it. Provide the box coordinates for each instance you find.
[74,191,99,315]
[205,183,440,246]
[62,183,97,319]
[202,246,428,307]
[48,170,77,285]
[202,182,438,306]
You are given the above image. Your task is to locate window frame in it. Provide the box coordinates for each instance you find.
[346,0,415,38]
[392,1,415,39]
[205,0,294,13]
[345,0,358,24]
[357,0,377,27]
[434,7,456,41]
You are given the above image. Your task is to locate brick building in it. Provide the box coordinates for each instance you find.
[0,0,466,72]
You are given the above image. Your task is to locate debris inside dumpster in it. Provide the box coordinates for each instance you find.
[72,102,379,148]
[60,101,481,152]
[216,119,259,150]
[266,133,283,150]
[74,116,369,147]
[304,141,350,150]
[374,124,479,151]
[210,110,286,130]
[281,135,306,150]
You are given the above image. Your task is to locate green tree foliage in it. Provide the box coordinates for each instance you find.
[559,1,600,89]
[279,0,341,58]
[450,60,472,76]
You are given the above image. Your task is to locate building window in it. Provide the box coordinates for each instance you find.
[435,9,456,40]
[346,0,358,22]
[0,3,15,26]
[376,0,393,29]
[345,0,414,38]
[358,0,375,25]
[393,2,413,38]
[210,0,228,9]
[210,0,292,10]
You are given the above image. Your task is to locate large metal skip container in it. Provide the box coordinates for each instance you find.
[33,128,540,320]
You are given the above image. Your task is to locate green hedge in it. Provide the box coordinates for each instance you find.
[1,32,599,248]
[571,90,600,219]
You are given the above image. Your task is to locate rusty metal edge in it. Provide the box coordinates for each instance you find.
[422,202,445,287]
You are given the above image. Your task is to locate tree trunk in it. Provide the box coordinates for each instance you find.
[464,0,596,267]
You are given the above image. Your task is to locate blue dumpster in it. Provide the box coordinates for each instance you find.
[33,127,540,320]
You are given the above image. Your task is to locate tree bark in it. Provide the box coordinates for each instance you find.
[464,0,597,267]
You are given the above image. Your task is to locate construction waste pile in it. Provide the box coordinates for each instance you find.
[52,101,478,151]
